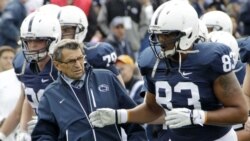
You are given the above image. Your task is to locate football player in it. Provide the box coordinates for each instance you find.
[0,10,61,141]
[238,36,250,141]
[201,10,250,140]
[89,1,248,141]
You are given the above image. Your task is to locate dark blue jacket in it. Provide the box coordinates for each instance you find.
[32,67,147,141]
[0,0,26,48]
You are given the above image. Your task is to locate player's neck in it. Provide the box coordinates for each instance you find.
[37,56,50,71]
[170,53,188,62]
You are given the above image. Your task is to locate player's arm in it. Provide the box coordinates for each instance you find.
[127,91,164,124]
[0,87,24,137]
[243,64,250,109]
[206,71,248,125]
[19,97,34,132]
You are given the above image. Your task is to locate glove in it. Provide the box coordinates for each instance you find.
[89,108,127,128]
[27,116,38,134]
[0,132,6,141]
[16,132,31,141]
[165,108,206,129]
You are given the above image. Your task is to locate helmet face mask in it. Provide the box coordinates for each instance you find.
[21,38,55,62]
[61,23,86,40]
[149,31,185,58]
[149,1,199,59]
[22,45,48,63]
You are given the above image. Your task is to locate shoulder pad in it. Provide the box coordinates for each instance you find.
[13,52,26,75]
[138,47,158,75]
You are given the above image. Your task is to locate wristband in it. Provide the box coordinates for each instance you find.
[118,109,128,124]
[193,110,206,126]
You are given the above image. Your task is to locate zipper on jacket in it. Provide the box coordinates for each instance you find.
[66,129,69,141]
[61,75,97,141]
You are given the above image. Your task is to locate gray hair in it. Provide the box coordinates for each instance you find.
[53,39,84,61]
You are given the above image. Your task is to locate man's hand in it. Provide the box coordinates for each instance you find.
[16,132,31,141]
[89,108,127,128]
[27,116,38,134]
[165,108,206,129]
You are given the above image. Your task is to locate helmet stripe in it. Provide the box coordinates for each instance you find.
[154,6,165,25]
[28,15,35,32]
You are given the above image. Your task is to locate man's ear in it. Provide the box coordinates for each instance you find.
[53,61,61,71]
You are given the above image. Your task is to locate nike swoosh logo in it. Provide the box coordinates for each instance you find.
[41,79,49,83]
[182,72,192,76]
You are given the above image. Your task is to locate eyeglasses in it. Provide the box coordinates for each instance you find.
[58,55,85,65]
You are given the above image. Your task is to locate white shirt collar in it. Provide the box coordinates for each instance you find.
[63,74,85,85]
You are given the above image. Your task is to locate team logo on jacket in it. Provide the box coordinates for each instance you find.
[98,84,109,92]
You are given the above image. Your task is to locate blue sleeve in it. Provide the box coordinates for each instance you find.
[13,52,25,80]
[31,95,59,141]
[132,84,144,105]
[143,75,156,95]
[85,42,119,75]
[210,44,234,74]
[111,75,148,141]
[238,37,250,63]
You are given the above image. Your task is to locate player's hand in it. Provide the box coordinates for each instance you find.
[27,116,38,134]
[89,108,127,128]
[165,108,206,129]
[16,132,31,141]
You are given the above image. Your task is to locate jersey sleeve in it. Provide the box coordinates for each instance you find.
[210,43,234,75]
[13,52,26,80]
[238,37,250,63]
[143,75,156,95]
[84,42,119,75]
